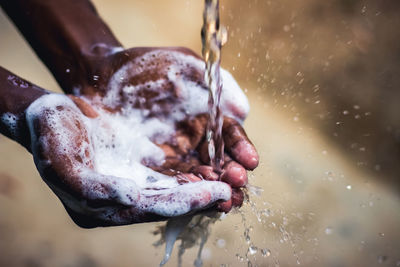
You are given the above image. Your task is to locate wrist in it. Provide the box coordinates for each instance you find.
[0,67,48,151]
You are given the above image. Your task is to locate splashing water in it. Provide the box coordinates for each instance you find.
[202,0,227,172]
[154,3,267,267]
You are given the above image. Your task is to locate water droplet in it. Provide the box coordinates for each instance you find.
[244,228,251,244]
[361,6,367,14]
[93,75,99,81]
[248,245,258,255]
[379,232,384,237]
[236,254,244,262]
[201,247,212,260]
[246,184,264,196]
[65,69,70,73]
[325,227,333,235]
[219,26,228,46]
[263,209,272,217]
[283,25,290,32]
[261,248,271,257]
[216,239,226,248]
[343,110,349,115]
[346,185,352,190]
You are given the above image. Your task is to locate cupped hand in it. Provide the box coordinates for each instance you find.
[26,47,259,227]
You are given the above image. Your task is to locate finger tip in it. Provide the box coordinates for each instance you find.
[232,141,259,170]
[222,161,248,188]
[232,188,244,207]
[217,199,232,213]
[246,155,259,170]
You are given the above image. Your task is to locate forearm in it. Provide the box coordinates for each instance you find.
[0,66,48,151]
[0,0,122,93]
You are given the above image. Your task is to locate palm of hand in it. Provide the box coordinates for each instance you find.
[26,47,258,227]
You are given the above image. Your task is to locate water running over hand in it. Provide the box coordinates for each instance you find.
[202,0,227,172]
[156,2,229,266]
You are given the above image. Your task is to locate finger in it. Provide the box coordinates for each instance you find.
[223,117,259,170]
[177,114,208,148]
[217,199,232,213]
[68,95,99,118]
[217,187,244,213]
[176,173,202,183]
[191,165,219,181]
[231,188,244,208]
[198,139,210,164]
[220,159,248,188]
[159,156,201,174]
[139,180,231,217]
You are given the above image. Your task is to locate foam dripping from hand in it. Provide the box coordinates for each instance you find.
[154,212,221,266]
[159,215,193,266]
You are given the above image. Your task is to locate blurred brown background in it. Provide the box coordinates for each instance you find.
[1,0,399,266]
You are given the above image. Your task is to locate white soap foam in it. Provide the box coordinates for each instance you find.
[220,69,250,121]
[26,94,93,173]
[139,180,230,217]
[103,50,249,123]
[88,109,177,189]
[25,94,178,196]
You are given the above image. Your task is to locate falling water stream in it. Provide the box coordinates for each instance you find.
[201,0,227,172]
[156,1,230,266]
